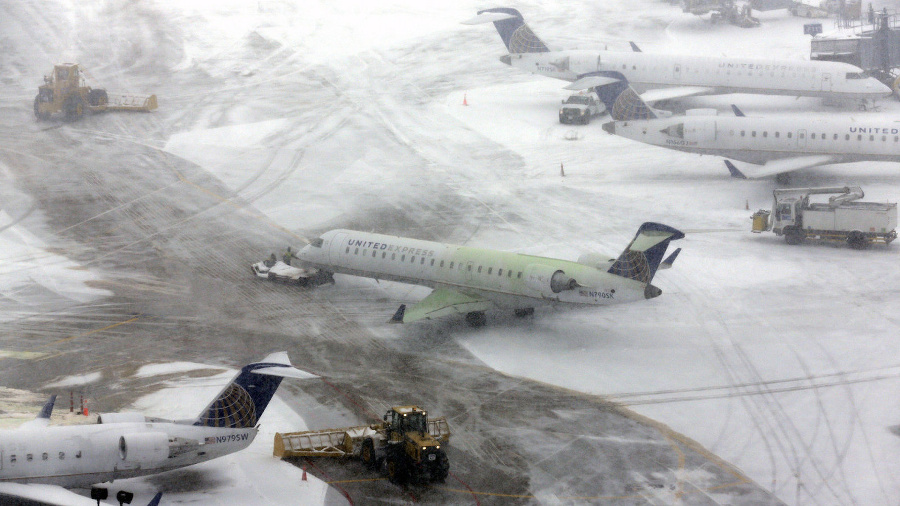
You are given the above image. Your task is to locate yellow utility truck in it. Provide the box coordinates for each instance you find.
[34,63,157,121]
[275,405,450,485]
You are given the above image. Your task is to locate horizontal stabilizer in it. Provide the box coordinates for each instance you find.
[461,12,517,24]
[401,287,493,323]
[564,75,621,90]
[658,248,682,270]
[639,86,716,104]
[725,156,836,179]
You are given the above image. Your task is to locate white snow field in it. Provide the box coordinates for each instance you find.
[157,1,900,504]
[4,0,900,504]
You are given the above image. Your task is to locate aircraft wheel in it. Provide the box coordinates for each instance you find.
[465,311,486,327]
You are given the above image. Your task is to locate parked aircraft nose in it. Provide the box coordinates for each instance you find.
[601,121,615,134]
[499,55,511,66]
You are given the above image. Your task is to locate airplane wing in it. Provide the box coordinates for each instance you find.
[639,86,716,103]
[563,75,622,90]
[400,287,493,323]
[725,155,837,179]
[0,483,112,506]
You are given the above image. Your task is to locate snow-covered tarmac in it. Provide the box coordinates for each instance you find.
[3,0,900,504]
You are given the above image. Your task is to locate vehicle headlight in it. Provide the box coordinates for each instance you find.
[559,109,564,114]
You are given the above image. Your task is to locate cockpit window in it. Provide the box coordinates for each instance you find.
[310,238,324,248]
[845,72,868,80]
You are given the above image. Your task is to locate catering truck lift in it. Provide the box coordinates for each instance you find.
[751,186,897,248]
[274,405,450,485]
[34,63,157,121]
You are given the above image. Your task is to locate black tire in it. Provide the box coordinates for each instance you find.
[88,89,108,107]
[784,228,803,245]
[465,311,486,327]
[847,232,869,250]
[431,451,449,483]
[386,452,408,485]
[361,439,377,470]
[63,95,83,122]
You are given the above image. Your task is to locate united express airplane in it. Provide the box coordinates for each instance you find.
[596,78,900,178]
[0,352,314,505]
[464,8,890,105]
[298,223,683,326]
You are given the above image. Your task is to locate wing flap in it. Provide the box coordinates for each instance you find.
[639,86,716,103]
[402,287,493,323]
[727,155,837,179]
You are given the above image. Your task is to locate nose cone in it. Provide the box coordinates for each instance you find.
[602,121,615,134]
[499,54,511,66]
[874,78,893,96]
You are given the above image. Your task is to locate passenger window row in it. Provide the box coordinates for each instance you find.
[346,246,523,278]
[10,450,81,463]
[729,130,900,143]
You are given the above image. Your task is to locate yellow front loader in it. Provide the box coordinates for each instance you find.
[34,63,157,122]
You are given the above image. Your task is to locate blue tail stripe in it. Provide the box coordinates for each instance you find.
[194,362,290,428]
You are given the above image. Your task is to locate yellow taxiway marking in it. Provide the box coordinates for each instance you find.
[326,478,385,484]
[0,350,47,360]
[45,316,141,347]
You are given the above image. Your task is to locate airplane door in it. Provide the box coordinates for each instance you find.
[821,73,832,91]
[673,63,682,81]
[329,233,348,264]
[796,129,807,148]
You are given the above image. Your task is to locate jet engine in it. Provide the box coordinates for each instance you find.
[524,264,578,296]
[118,432,170,467]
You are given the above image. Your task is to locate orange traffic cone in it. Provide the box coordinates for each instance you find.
[462,92,468,106]
[302,466,308,481]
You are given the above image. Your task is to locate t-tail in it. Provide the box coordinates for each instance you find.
[192,352,316,429]
[608,222,684,299]
[594,76,659,125]
[464,7,550,54]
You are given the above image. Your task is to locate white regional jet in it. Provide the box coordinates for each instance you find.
[0,352,314,505]
[298,223,683,326]
[464,7,891,106]
[595,78,900,179]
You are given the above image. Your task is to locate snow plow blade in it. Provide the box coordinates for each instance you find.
[105,93,157,112]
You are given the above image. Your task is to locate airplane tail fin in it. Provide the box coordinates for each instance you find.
[608,223,684,295]
[192,352,316,429]
[595,77,658,121]
[464,8,550,53]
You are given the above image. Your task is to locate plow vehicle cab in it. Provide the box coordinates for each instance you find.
[34,63,157,121]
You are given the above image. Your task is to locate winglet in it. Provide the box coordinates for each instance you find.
[629,41,642,52]
[38,394,57,420]
[724,160,747,179]
[608,222,685,288]
[147,492,164,506]
[731,104,746,117]
[658,248,681,270]
[390,304,406,323]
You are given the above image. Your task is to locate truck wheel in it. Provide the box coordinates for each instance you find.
[361,439,377,470]
[386,453,408,485]
[431,451,450,483]
[63,95,83,122]
[784,228,803,245]
[847,232,869,250]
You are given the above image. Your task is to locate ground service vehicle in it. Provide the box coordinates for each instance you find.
[274,406,450,484]
[251,259,331,286]
[559,92,604,124]
[34,63,157,121]
[751,186,897,248]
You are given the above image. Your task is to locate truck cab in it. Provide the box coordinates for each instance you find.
[772,196,805,234]
[559,92,605,124]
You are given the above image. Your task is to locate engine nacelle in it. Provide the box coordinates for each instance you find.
[576,253,614,269]
[524,264,578,296]
[119,432,170,467]
[97,412,148,424]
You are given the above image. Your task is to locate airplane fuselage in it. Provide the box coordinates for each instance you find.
[508,49,890,100]
[0,422,257,488]
[299,230,651,310]
[605,113,900,165]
